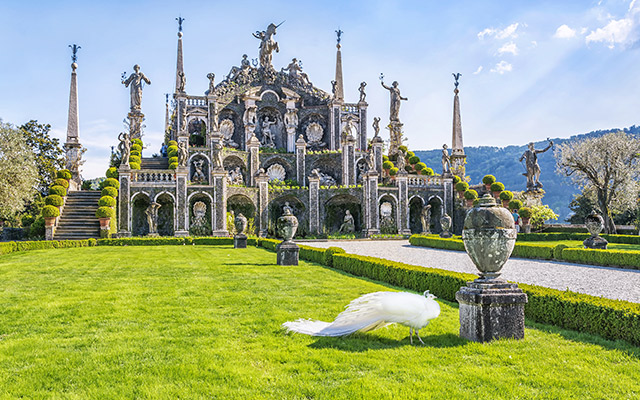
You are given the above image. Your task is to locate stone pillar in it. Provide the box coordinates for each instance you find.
[175,95,187,139]
[117,167,132,237]
[247,134,261,187]
[207,93,219,142]
[256,170,270,237]
[396,172,410,235]
[211,168,228,236]
[443,177,454,219]
[371,136,384,176]
[308,174,320,234]
[175,167,189,237]
[388,121,403,156]
[365,171,380,236]
[341,135,356,186]
[358,102,368,151]
[330,104,341,150]
[296,135,306,186]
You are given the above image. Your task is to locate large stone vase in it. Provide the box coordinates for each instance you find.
[278,213,298,242]
[583,211,608,249]
[276,211,299,265]
[439,213,453,238]
[234,213,248,249]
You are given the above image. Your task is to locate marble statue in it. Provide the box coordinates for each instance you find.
[442,144,451,174]
[519,139,553,191]
[358,82,367,103]
[331,80,337,96]
[381,80,407,122]
[421,204,432,234]
[253,23,280,69]
[177,71,186,92]
[261,116,276,147]
[122,65,151,111]
[145,202,161,235]
[192,201,207,229]
[178,141,188,167]
[338,210,355,233]
[283,58,311,86]
[366,148,375,170]
[396,150,406,171]
[118,132,131,166]
[372,117,380,138]
[310,169,336,186]
[228,167,244,185]
[192,159,206,183]
[243,105,257,127]
[206,73,215,95]
[212,142,224,169]
[283,201,294,215]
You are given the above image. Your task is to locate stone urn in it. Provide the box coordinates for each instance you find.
[583,210,608,249]
[462,194,517,281]
[234,213,248,235]
[278,208,298,242]
[439,213,452,238]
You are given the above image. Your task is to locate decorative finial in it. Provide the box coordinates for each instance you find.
[165,93,169,104]
[176,16,185,33]
[335,29,343,47]
[68,44,81,64]
[452,73,461,90]
[379,73,384,82]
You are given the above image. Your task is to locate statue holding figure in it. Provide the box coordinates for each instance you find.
[192,159,206,183]
[441,144,451,174]
[519,139,553,191]
[122,64,151,111]
[380,79,408,122]
[118,132,131,167]
[253,22,281,70]
[421,204,432,234]
[338,210,355,233]
[282,58,311,86]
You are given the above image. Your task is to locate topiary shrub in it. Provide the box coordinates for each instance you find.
[102,178,120,189]
[130,150,141,157]
[490,182,505,192]
[168,162,178,170]
[519,207,532,219]
[57,169,72,180]
[509,199,523,210]
[499,190,514,201]
[132,138,143,147]
[324,246,346,267]
[49,185,67,197]
[45,194,64,207]
[54,178,69,189]
[453,175,461,184]
[455,181,469,192]
[382,155,389,162]
[129,155,141,165]
[101,187,118,198]
[169,156,178,165]
[129,162,141,170]
[398,145,408,153]
[414,162,426,172]
[106,167,118,179]
[168,140,178,147]
[464,189,478,200]
[131,143,142,152]
[98,196,116,207]
[167,145,179,158]
[96,206,115,219]
[421,168,434,176]
[42,205,60,218]
[382,160,393,170]
[408,156,420,165]
[389,167,399,176]
[404,166,413,173]
[482,175,496,185]
[406,151,415,158]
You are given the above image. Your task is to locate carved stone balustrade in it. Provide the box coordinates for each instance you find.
[131,170,175,184]
[407,175,443,187]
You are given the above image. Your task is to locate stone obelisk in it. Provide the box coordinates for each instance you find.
[64,44,84,191]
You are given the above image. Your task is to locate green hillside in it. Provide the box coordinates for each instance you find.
[414,125,640,222]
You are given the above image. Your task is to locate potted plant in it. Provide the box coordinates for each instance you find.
[482,175,496,191]
[490,182,505,199]
[96,206,115,229]
[455,181,469,198]
[464,189,478,207]
[499,190,514,207]
[519,206,532,226]
[508,199,523,211]
[42,205,60,227]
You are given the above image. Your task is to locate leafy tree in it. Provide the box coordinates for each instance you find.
[19,120,65,194]
[0,121,39,222]
[555,131,640,233]
[529,205,559,230]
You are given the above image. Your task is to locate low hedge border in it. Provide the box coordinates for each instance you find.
[518,232,640,245]
[559,247,640,270]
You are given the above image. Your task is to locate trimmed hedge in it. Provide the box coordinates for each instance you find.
[101,187,118,198]
[511,243,555,260]
[106,167,118,179]
[102,178,120,189]
[54,178,69,189]
[0,239,97,255]
[518,232,640,245]
[57,169,72,180]
[560,248,640,269]
[129,162,141,170]
[49,185,67,197]
[409,235,465,251]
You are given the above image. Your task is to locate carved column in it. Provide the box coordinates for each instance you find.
[256,170,270,237]
[330,103,341,150]
[371,136,384,177]
[211,167,228,236]
[247,134,261,187]
[365,171,380,236]
[308,174,320,234]
[358,102,368,151]
[396,172,410,235]
[207,94,219,143]
[296,135,306,186]
[341,134,356,186]
[117,166,132,237]
[443,177,454,220]
[175,94,188,139]
[175,167,189,237]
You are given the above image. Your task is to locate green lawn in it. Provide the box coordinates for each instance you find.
[0,246,639,399]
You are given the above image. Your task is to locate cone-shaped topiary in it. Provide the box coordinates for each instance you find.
[129,162,141,170]
[169,156,178,166]
[131,143,142,152]
[168,140,178,147]
[167,146,179,158]
[45,194,64,207]
[132,138,143,147]
[168,162,178,170]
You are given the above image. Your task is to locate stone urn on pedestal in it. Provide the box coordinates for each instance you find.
[583,210,608,249]
[276,206,299,265]
[455,194,528,342]
[439,213,453,238]
[234,213,248,249]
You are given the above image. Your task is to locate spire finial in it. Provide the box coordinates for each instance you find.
[69,44,81,65]
[452,72,461,92]
[176,16,185,34]
[335,29,343,48]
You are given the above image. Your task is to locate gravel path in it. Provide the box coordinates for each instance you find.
[303,240,640,304]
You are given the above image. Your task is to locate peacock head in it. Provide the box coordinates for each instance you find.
[423,290,437,300]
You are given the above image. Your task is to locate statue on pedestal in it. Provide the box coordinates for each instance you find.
[358,82,367,103]
[192,159,206,183]
[253,22,281,70]
[372,117,380,138]
[338,210,355,233]
[206,73,215,95]
[118,132,131,167]
[261,116,276,147]
[442,144,451,174]
[212,142,224,169]
[519,139,553,191]
[282,58,311,86]
[421,204,432,234]
[178,141,188,167]
[145,202,161,236]
[122,65,151,111]
[380,79,407,122]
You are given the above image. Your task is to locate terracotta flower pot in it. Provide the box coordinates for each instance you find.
[484,184,491,191]
[457,191,465,199]
[502,200,510,208]
[521,217,530,226]
[45,217,57,227]
[466,199,475,207]
[99,218,111,229]
[492,191,501,199]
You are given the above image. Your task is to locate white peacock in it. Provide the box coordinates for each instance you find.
[266,163,286,182]
[283,290,441,344]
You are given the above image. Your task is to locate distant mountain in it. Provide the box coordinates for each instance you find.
[414,125,640,222]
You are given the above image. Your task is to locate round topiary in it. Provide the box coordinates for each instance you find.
[464,189,478,200]
[45,194,64,207]
[130,150,141,157]
[421,168,434,176]
[129,154,141,163]
[519,207,532,219]
[168,162,178,170]
[98,196,116,207]
[167,145,179,158]
[490,182,505,192]
[168,156,178,165]
[42,205,60,218]
[49,185,67,197]
[168,140,178,147]
[389,167,399,176]
[398,145,408,153]
[409,156,420,165]
[414,162,426,171]
[57,169,72,180]
[132,138,143,147]
[95,206,115,219]
[102,178,120,189]
[105,167,119,179]
[129,162,141,170]
[54,178,69,189]
[455,181,469,192]
[101,186,118,198]
[382,160,394,170]
[482,175,496,185]
[405,165,413,173]
[131,143,142,152]
[453,175,461,184]
[499,190,514,201]
[509,199,523,210]
[382,155,389,162]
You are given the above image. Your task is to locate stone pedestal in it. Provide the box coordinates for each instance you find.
[117,167,131,237]
[584,236,608,249]
[456,280,528,342]
[100,227,110,239]
[212,168,228,236]
[234,233,247,249]
[276,240,299,265]
[45,226,54,241]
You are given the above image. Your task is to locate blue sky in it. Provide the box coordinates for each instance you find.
[1,0,639,178]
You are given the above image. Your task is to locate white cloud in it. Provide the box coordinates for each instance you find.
[473,66,483,75]
[554,24,576,39]
[586,18,634,48]
[498,41,518,55]
[490,61,513,74]
[478,22,519,40]
[531,40,538,47]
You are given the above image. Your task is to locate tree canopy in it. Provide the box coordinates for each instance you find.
[19,120,65,194]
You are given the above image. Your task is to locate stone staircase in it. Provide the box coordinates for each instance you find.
[142,157,169,169]
[53,191,103,240]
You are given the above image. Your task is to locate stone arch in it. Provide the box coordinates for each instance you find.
[219,108,242,149]
[409,195,426,234]
[269,195,307,238]
[309,156,340,186]
[155,192,175,236]
[131,191,151,236]
[257,106,284,149]
[189,153,210,185]
[260,89,281,102]
[223,155,247,185]
[300,113,327,150]
[189,191,213,236]
[427,195,444,233]
[188,117,207,147]
[227,194,256,235]
[324,194,362,234]
[355,156,369,184]
[379,194,398,234]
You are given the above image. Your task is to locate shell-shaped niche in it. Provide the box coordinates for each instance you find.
[306,122,324,143]
[266,163,286,182]
[380,202,393,218]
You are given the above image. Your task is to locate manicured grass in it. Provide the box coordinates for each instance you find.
[0,246,639,399]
